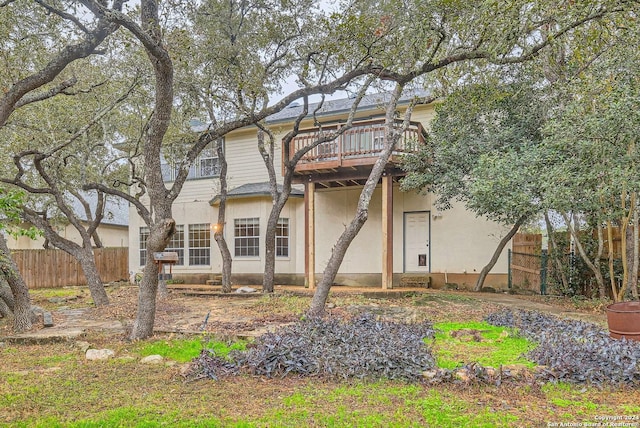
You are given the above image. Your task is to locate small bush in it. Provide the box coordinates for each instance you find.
[194,313,436,381]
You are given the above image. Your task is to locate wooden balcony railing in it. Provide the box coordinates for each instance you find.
[287,119,424,173]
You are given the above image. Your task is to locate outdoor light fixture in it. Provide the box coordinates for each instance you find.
[211,223,223,233]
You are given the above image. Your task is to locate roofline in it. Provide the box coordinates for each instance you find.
[264,95,434,126]
[210,191,304,206]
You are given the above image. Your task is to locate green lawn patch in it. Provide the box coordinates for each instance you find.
[432,321,535,369]
[265,383,519,427]
[135,337,247,363]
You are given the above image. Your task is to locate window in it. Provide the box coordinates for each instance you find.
[189,224,211,265]
[234,218,259,257]
[139,227,150,266]
[161,140,222,182]
[166,225,185,265]
[276,218,289,257]
[190,142,220,179]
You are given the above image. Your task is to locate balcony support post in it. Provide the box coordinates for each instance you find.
[304,181,316,289]
[382,174,393,289]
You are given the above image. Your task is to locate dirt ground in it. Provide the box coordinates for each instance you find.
[0,283,610,341]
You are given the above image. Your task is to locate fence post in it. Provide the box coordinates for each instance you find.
[540,249,548,295]
[507,249,512,289]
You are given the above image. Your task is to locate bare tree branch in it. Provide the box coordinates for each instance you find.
[34,0,91,34]
[14,78,78,108]
[0,0,123,126]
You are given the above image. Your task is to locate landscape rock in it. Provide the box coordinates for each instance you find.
[43,312,54,328]
[31,305,45,315]
[454,367,471,382]
[179,363,194,377]
[235,286,257,293]
[74,341,91,353]
[422,368,446,381]
[502,364,533,380]
[140,354,164,364]
[86,348,115,360]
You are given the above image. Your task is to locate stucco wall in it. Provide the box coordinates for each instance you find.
[313,185,510,276]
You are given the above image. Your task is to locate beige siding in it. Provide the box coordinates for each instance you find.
[225,128,285,188]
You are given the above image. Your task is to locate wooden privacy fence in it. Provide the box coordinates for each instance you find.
[11,248,129,289]
[509,233,545,293]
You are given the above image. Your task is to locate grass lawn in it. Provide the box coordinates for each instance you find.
[1,288,639,427]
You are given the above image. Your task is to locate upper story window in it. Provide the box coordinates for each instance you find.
[139,227,150,266]
[161,139,223,183]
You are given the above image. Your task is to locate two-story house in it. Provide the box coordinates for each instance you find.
[128,92,511,289]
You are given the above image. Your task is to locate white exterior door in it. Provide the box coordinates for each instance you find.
[404,212,430,272]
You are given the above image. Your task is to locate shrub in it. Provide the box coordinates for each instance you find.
[486,309,640,385]
[194,313,436,381]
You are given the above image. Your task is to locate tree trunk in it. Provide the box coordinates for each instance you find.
[128,0,176,340]
[263,208,280,293]
[308,84,410,317]
[215,229,233,293]
[257,127,282,294]
[618,192,635,301]
[0,234,32,332]
[596,226,606,299]
[0,277,15,318]
[36,233,109,306]
[632,206,639,300]
[545,212,569,293]
[473,217,526,291]
[626,222,635,300]
[131,218,175,339]
[563,212,606,298]
[606,220,619,300]
[309,207,370,317]
[213,139,233,293]
[21,210,110,306]
[260,87,371,293]
[76,246,110,306]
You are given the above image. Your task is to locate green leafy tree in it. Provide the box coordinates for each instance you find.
[402,80,547,291]
[0,189,40,332]
[0,0,124,330]
[0,64,135,306]
[81,0,388,338]
[306,0,638,315]
[541,43,640,301]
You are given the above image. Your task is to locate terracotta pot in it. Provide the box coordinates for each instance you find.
[606,301,640,341]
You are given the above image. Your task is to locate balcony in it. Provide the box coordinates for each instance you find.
[287,119,424,182]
